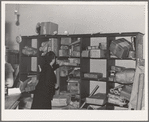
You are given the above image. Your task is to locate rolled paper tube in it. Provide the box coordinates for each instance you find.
[114,90,119,95]
[89,85,99,97]
[110,89,114,93]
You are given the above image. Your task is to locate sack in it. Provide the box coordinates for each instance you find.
[110,38,132,58]
[22,46,37,56]
[120,85,132,101]
[115,68,135,84]
[19,76,38,93]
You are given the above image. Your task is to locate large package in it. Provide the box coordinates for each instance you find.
[84,72,103,79]
[90,49,106,58]
[110,38,132,58]
[86,93,107,105]
[40,22,58,35]
[115,68,135,84]
[67,82,80,94]
[22,46,37,56]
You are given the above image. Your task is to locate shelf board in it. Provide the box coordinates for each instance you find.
[82,57,107,59]
[20,54,38,57]
[58,56,80,59]
[109,58,136,61]
[21,32,143,39]
[82,77,107,82]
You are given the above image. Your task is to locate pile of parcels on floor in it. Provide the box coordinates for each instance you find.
[108,65,135,107]
[19,75,81,110]
[19,92,80,110]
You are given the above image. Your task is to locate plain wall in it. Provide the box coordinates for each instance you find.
[5,3,146,94]
[5,3,145,50]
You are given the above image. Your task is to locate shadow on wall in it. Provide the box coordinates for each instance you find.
[5,22,14,49]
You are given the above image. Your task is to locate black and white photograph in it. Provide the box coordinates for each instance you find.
[1,1,148,121]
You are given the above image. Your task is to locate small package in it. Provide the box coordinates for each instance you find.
[61,38,71,45]
[67,82,80,94]
[90,49,106,58]
[71,51,80,57]
[84,72,103,79]
[60,45,69,50]
[59,49,69,57]
[73,45,80,51]
[82,50,90,57]
[73,69,80,77]
[68,58,80,64]
[52,94,71,107]
[115,68,135,84]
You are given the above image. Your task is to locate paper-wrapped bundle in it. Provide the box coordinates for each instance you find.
[115,68,135,84]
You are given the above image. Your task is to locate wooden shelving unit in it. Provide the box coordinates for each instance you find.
[19,32,144,110]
